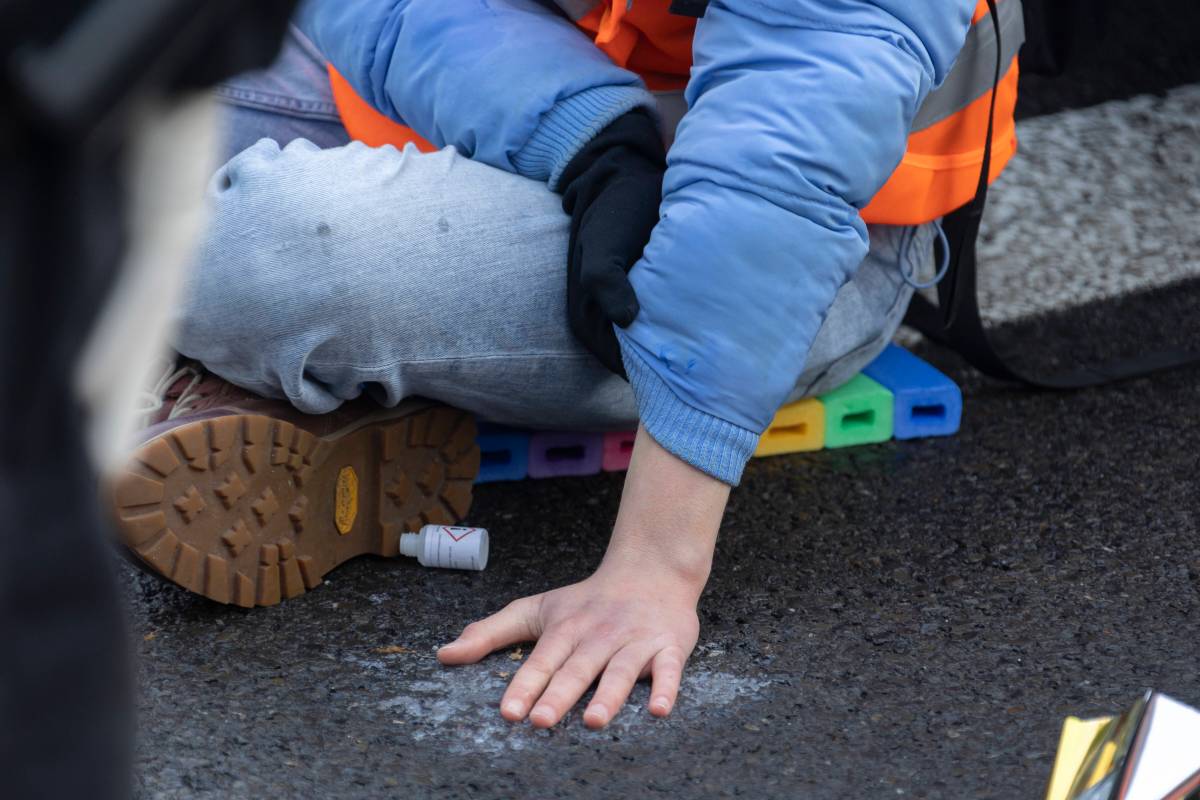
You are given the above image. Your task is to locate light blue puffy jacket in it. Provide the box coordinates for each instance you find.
[296,0,975,484]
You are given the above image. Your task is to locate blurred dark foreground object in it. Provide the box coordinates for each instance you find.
[0,2,295,798]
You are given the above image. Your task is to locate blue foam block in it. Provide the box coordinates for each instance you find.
[862,344,962,440]
[474,424,531,483]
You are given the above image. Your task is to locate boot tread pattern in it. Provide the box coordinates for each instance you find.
[112,408,478,608]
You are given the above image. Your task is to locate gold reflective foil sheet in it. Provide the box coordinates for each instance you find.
[1046,691,1200,800]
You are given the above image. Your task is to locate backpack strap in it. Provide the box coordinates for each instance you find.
[903,0,1200,388]
[667,0,709,17]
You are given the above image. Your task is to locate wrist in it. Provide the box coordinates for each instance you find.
[600,527,713,598]
[558,108,665,197]
[598,425,729,596]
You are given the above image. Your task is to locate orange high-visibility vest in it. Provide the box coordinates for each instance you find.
[328,0,1022,227]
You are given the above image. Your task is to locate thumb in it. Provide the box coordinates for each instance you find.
[438,598,538,665]
[586,257,641,328]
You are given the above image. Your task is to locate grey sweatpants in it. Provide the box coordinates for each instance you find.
[177,28,926,432]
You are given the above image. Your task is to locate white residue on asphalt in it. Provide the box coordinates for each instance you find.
[351,649,772,755]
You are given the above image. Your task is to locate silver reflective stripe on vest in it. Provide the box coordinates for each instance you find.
[550,0,602,21]
[911,0,1025,132]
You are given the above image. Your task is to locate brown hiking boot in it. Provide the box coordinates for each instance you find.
[110,360,480,607]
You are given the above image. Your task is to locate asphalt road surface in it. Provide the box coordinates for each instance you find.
[120,39,1200,800]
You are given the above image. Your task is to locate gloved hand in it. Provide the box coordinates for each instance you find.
[559,110,666,377]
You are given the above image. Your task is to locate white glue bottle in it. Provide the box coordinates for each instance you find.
[399,525,489,571]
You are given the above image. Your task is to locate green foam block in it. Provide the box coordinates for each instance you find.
[820,374,894,449]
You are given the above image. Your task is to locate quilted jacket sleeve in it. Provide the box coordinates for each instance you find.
[296,0,655,187]
[615,0,974,484]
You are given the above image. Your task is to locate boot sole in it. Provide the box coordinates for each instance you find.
[110,405,480,607]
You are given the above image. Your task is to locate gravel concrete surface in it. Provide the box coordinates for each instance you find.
[979,84,1200,324]
[120,60,1200,800]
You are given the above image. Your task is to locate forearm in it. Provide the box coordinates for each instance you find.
[600,425,730,596]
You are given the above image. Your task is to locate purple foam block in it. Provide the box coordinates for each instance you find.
[601,430,636,472]
[527,431,604,479]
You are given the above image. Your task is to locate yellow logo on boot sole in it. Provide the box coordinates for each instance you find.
[335,466,358,535]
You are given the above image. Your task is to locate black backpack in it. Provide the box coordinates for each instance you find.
[671,0,1197,386]
[903,0,1200,388]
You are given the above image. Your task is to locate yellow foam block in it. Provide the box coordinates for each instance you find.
[1045,716,1113,800]
[755,398,825,457]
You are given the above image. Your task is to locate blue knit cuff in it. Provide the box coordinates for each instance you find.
[512,84,656,190]
[617,334,760,486]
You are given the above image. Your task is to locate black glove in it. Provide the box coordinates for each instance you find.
[559,110,666,377]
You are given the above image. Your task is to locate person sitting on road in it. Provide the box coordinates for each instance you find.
[113,0,1019,729]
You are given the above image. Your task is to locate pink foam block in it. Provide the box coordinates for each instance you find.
[601,430,636,472]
